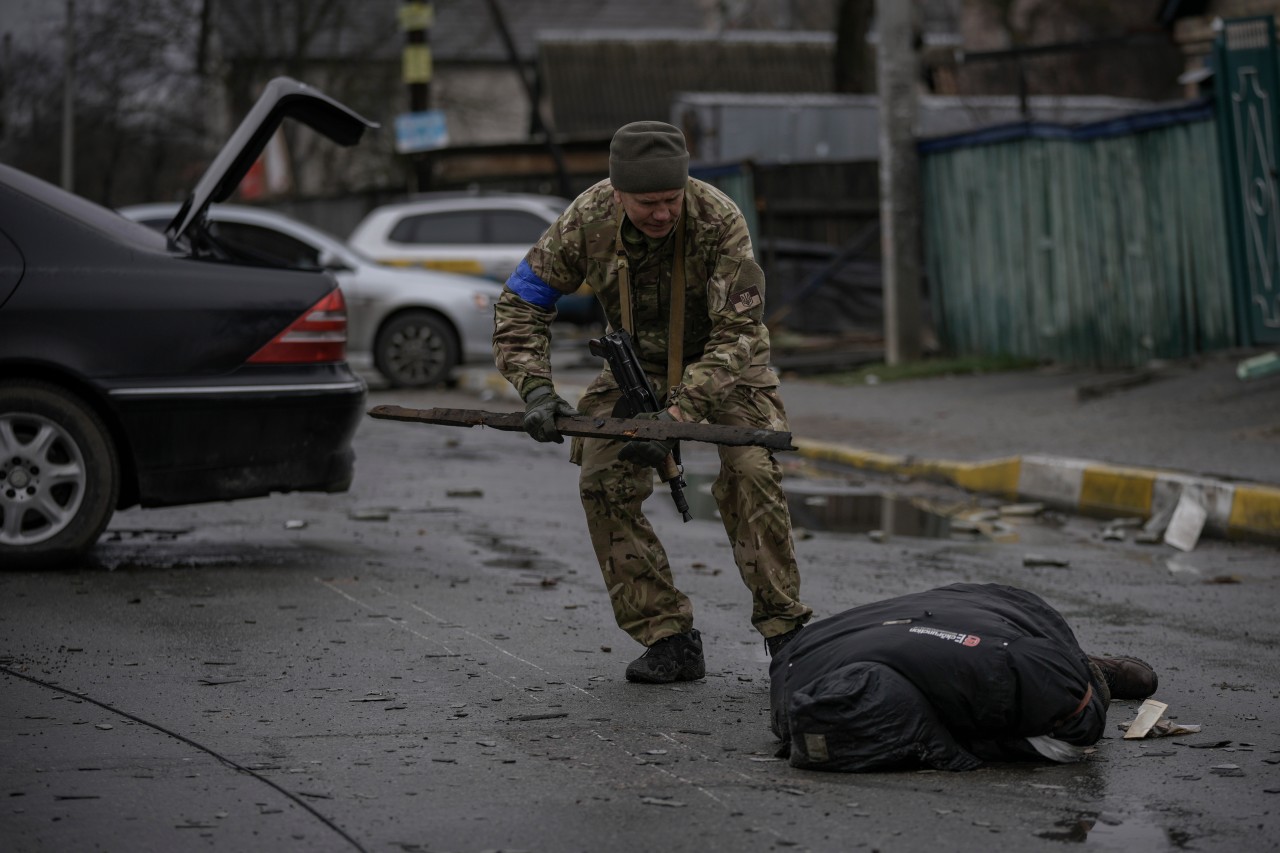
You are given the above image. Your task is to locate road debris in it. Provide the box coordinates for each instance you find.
[639,797,686,807]
[1075,369,1159,401]
[1236,350,1280,381]
[1122,699,1167,739]
[1100,517,1143,541]
[1000,502,1044,517]
[1023,554,1070,568]
[1122,699,1194,739]
[1130,719,1203,737]
[1164,493,1208,551]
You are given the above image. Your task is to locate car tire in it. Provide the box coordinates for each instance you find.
[373,311,459,388]
[0,381,120,569]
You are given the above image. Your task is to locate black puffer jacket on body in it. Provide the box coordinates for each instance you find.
[769,583,1107,772]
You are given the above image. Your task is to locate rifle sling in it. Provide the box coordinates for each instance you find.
[614,195,687,403]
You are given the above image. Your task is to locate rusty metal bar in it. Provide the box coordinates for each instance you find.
[367,405,797,451]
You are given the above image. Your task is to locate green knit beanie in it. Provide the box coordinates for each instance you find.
[609,121,689,193]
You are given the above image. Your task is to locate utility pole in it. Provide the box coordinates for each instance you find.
[876,0,922,364]
[401,1,433,191]
[61,0,75,192]
[483,0,571,198]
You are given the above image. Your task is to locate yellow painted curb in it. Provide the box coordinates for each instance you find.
[930,457,1022,498]
[1227,484,1280,542]
[1079,466,1162,517]
[792,439,912,476]
[792,439,1021,497]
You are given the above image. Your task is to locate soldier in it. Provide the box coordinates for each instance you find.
[492,120,812,683]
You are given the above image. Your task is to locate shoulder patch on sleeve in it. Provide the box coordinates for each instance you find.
[728,258,766,316]
[730,285,762,314]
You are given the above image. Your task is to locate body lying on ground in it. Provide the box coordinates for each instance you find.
[769,582,1129,772]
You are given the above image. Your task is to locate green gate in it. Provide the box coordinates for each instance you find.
[1215,16,1280,346]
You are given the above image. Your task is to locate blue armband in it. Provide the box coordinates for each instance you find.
[506,260,562,309]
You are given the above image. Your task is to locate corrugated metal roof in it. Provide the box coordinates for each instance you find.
[434,0,711,62]
[917,98,1214,151]
[538,32,835,139]
[209,0,960,67]
[213,0,713,62]
[537,29,835,44]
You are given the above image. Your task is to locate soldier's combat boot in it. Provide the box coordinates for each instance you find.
[625,629,705,683]
[1089,655,1158,700]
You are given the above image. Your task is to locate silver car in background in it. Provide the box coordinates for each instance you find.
[120,204,501,388]
[346,192,567,281]
[347,192,603,326]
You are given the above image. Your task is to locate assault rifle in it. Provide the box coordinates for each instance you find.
[588,329,692,522]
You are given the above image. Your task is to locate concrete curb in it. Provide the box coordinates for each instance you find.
[793,439,1280,544]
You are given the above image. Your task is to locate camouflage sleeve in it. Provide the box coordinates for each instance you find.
[488,192,599,402]
[668,219,770,423]
[492,286,557,401]
[491,203,590,401]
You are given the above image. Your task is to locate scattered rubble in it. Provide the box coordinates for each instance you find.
[1120,699,1203,739]
[1023,554,1070,568]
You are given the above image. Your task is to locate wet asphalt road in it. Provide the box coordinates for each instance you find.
[2,380,1279,853]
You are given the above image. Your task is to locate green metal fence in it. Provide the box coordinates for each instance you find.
[1214,16,1280,347]
[920,106,1236,367]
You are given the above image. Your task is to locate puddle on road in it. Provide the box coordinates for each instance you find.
[682,475,982,540]
[788,489,953,538]
[1037,810,1189,849]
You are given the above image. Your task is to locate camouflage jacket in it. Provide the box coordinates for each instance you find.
[492,178,776,423]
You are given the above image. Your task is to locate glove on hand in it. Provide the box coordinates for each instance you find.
[522,386,578,444]
[617,410,677,467]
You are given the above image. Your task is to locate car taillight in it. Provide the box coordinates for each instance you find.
[248,289,348,364]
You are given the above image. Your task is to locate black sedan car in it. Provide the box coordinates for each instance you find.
[0,78,377,569]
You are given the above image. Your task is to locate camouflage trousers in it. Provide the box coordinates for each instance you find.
[570,373,813,646]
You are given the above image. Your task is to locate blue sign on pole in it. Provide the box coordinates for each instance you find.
[395,110,449,154]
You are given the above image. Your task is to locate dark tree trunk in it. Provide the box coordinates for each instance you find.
[834,0,876,93]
